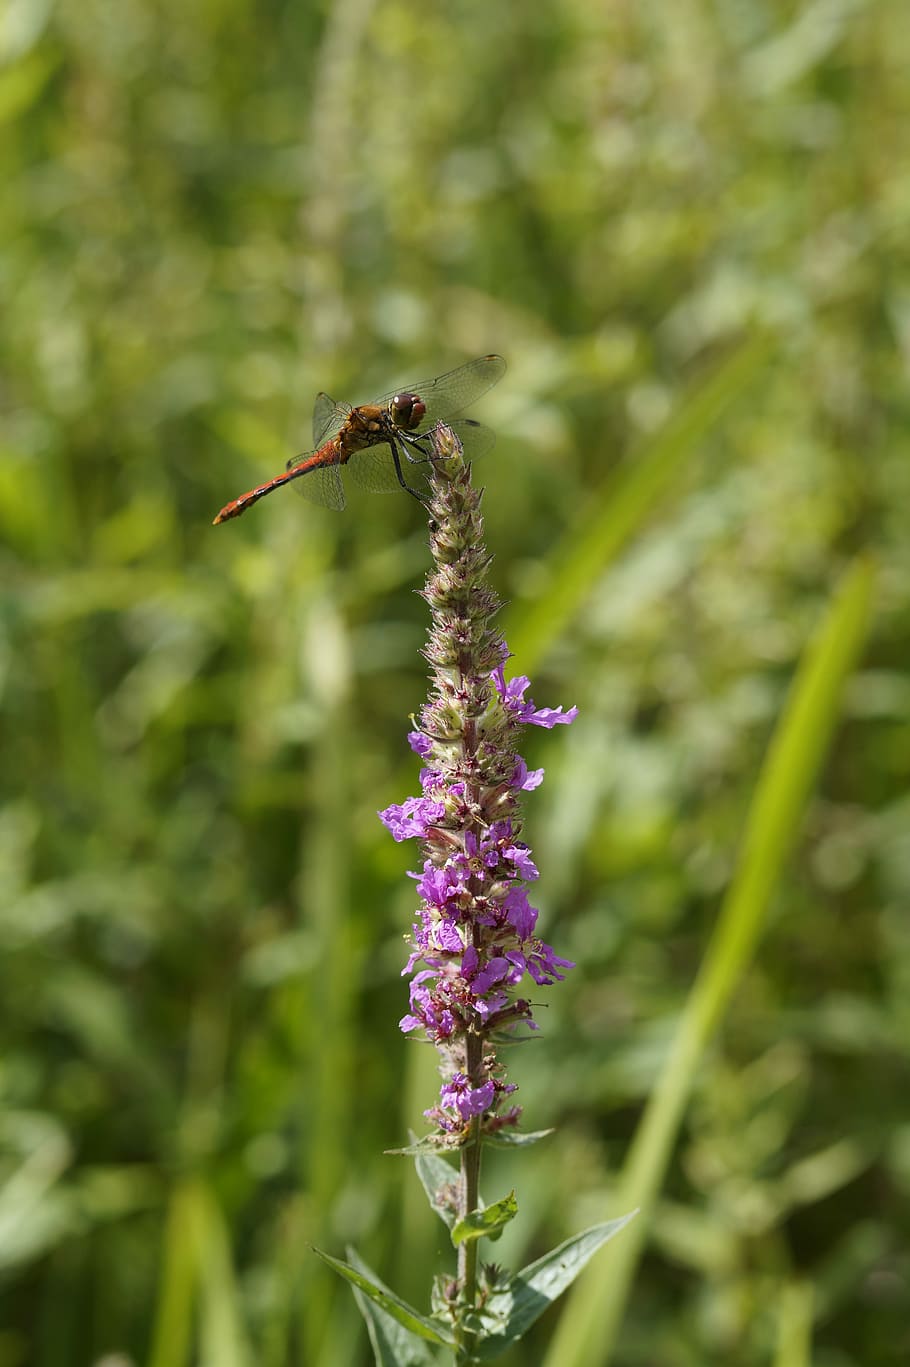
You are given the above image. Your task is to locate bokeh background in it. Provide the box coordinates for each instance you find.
[2,0,909,1363]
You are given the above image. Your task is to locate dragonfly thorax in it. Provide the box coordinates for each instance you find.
[388,391,427,432]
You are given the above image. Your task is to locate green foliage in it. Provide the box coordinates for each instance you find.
[412,1149,461,1233]
[312,1247,454,1349]
[2,0,908,1364]
[469,1215,638,1361]
[451,1193,517,1248]
[347,1249,440,1367]
[322,1215,635,1364]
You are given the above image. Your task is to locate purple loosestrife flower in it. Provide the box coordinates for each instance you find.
[316,409,637,1359]
[378,424,577,1146]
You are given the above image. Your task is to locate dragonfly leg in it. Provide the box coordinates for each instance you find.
[390,438,430,503]
[398,431,435,466]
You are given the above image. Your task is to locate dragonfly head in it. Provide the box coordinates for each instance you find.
[388,390,427,432]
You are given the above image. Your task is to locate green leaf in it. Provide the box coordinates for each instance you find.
[311,1246,454,1348]
[413,1149,461,1232]
[472,1214,637,1359]
[346,1248,441,1367]
[481,1128,554,1150]
[386,1137,461,1158]
[451,1192,518,1247]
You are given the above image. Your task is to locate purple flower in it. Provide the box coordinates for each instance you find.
[471,955,513,995]
[379,796,445,842]
[503,841,538,881]
[415,860,461,909]
[417,915,465,955]
[401,976,458,1040]
[408,731,434,758]
[513,758,545,791]
[492,667,578,729]
[526,942,576,985]
[379,441,578,1136]
[439,1074,496,1120]
[503,885,538,939]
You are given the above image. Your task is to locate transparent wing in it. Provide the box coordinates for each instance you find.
[400,419,497,466]
[448,418,497,461]
[285,358,504,510]
[345,419,499,499]
[312,393,351,447]
[344,440,406,495]
[372,354,506,434]
[285,448,346,510]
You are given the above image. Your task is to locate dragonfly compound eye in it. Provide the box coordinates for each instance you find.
[390,391,427,431]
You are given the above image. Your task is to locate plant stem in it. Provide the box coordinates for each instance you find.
[457,1088,483,1361]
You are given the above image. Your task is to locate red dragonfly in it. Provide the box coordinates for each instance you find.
[213,354,506,524]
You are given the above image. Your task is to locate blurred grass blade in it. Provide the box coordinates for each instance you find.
[542,556,875,1367]
[147,1181,201,1367]
[505,333,774,673]
[147,1179,252,1367]
[195,1181,253,1367]
[774,1281,815,1367]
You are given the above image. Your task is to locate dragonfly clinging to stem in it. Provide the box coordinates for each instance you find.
[212,354,506,524]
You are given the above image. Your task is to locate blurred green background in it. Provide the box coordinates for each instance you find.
[2,0,909,1363]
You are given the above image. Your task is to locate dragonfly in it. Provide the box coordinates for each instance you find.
[212,354,506,524]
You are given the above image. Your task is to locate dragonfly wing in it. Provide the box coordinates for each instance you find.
[401,420,497,466]
[374,355,506,433]
[447,418,496,461]
[312,393,351,447]
[285,449,346,510]
[345,440,409,495]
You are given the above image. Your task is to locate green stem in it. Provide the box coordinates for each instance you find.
[456,1053,483,1360]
